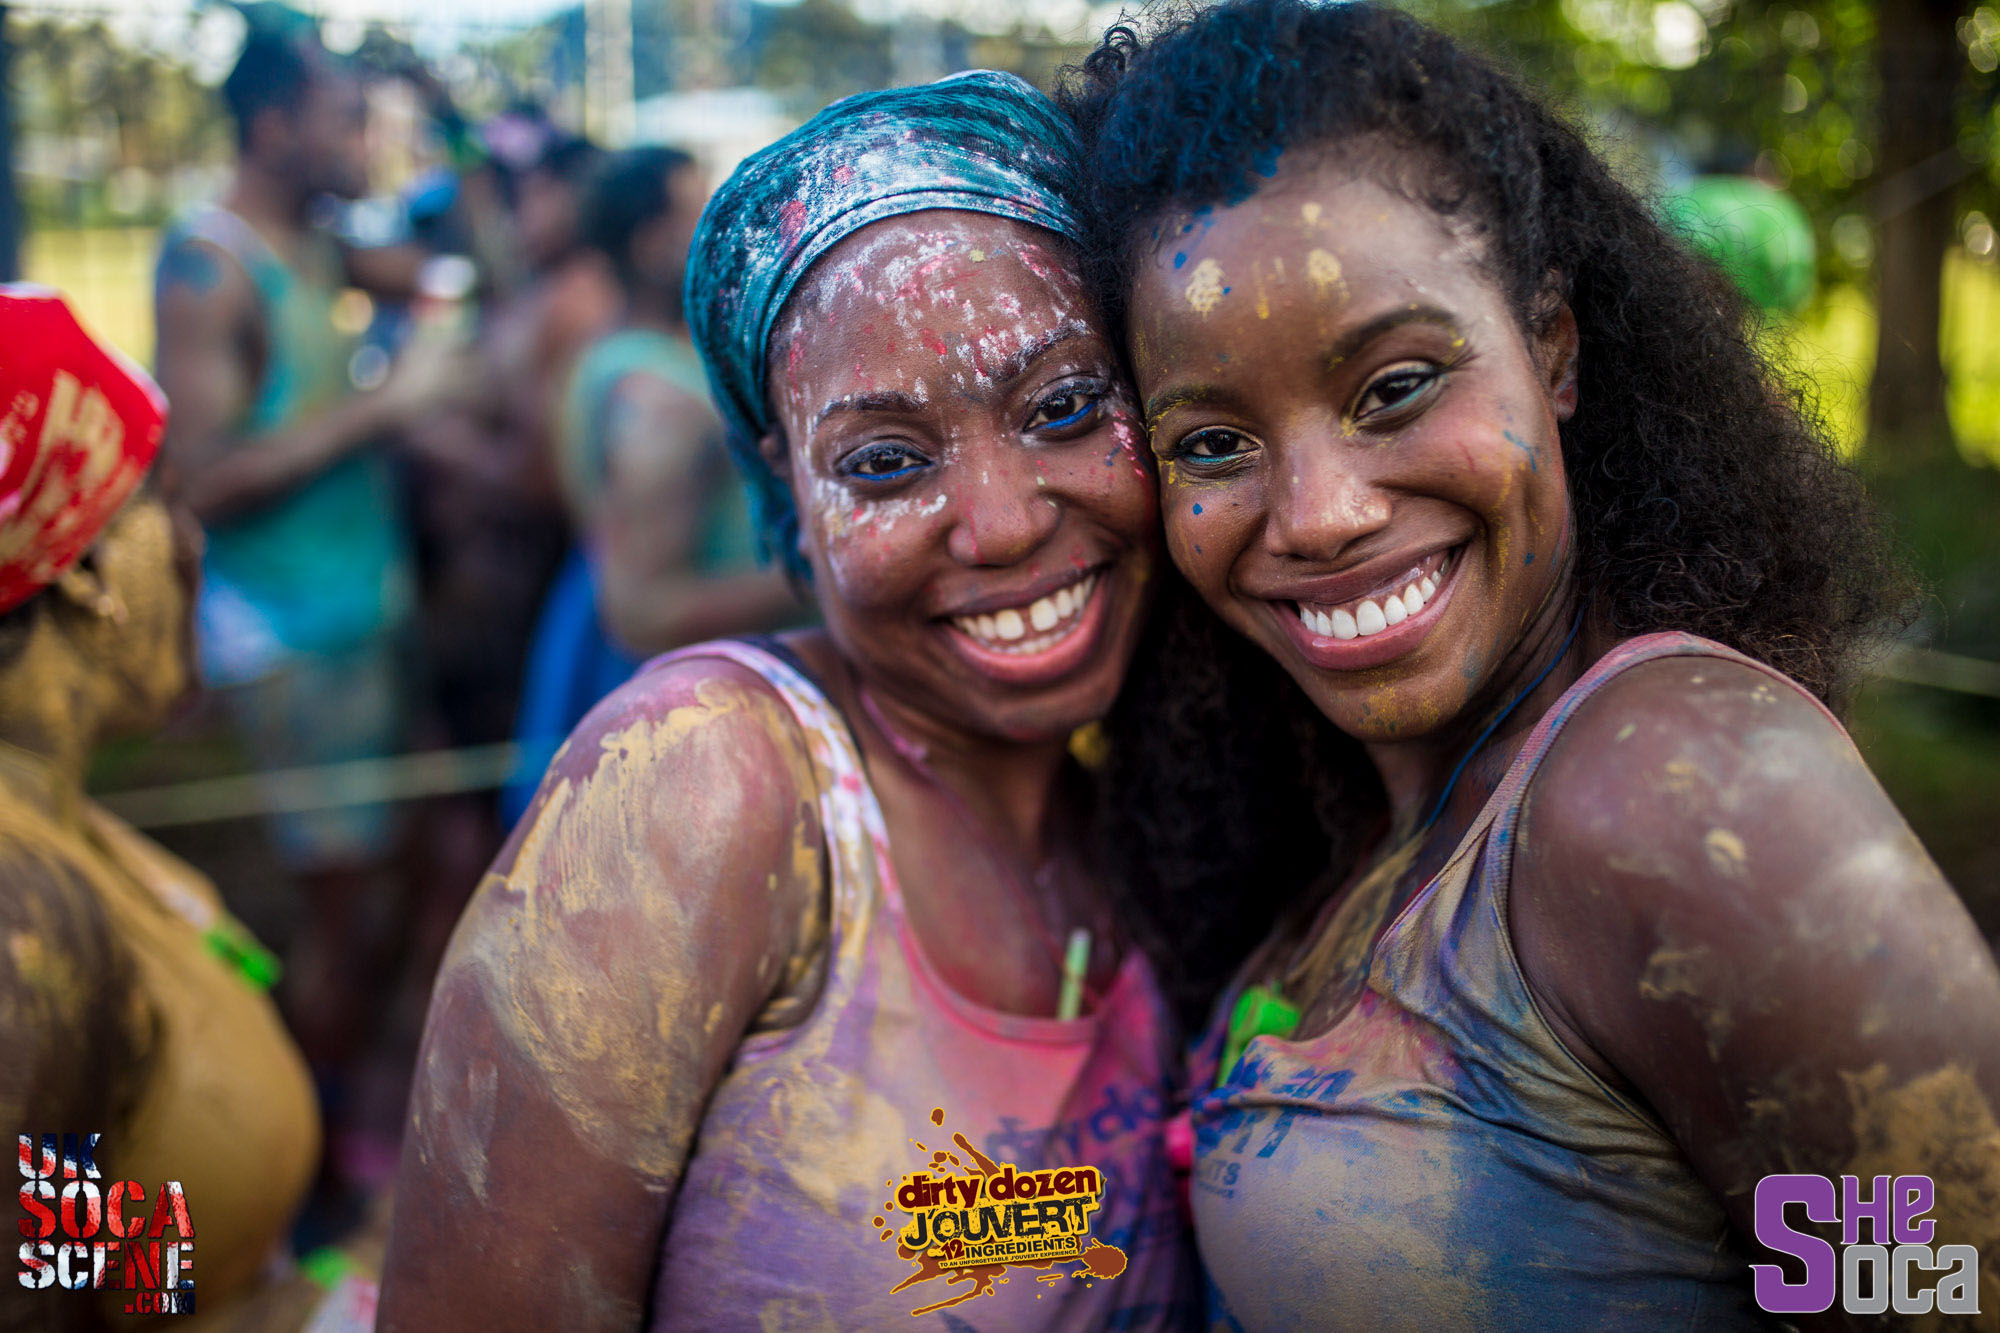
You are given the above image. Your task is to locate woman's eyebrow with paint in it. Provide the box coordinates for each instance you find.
[985,325,1100,388]
[1320,305,1464,371]
[1142,384,1223,430]
[813,388,929,429]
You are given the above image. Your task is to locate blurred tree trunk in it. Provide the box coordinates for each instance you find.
[0,5,18,282]
[1868,0,1968,466]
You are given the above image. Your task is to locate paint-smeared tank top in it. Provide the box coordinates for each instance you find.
[1191,633,1785,1331]
[648,640,1198,1329]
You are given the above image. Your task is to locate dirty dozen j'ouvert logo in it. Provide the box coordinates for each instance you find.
[17,1133,197,1315]
[874,1108,1127,1318]
[1753,1173,1980,1317]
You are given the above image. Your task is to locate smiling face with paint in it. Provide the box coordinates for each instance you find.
[765,211,1155,743]
[1131,155,1578,749]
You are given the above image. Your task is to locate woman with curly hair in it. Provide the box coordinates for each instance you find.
[1065,1,2000,1326]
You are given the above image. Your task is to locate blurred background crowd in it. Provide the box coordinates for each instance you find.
[0,0,1994,1256]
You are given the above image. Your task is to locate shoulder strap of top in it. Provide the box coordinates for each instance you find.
[168,206,287,305]
[561,330,720,511]
[1484,630,1840,827]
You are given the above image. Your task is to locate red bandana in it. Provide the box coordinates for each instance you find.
[0,286,167,615]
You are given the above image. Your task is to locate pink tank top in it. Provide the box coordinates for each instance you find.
[646,640,1198,1328]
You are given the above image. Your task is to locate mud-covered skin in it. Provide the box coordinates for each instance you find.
[1520,655,2000,1328]
[1,496,324,1329]
[381,214,1161,1325]
[379,660,826,1328]
[1134,155,2000,1329]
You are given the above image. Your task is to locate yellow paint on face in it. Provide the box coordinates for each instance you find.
[1185,258,1226,315]
[1306,248,1347,302]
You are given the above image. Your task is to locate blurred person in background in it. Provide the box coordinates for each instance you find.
[149,21,466,1197]
[402,131,619,764]
[381,130,622,1108]
[0,290,375,1333]
[502,146,800,825]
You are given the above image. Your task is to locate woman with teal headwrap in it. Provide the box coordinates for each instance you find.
[381,71,1198,1328]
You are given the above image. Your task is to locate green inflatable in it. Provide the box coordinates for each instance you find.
[1662,175,1817,313]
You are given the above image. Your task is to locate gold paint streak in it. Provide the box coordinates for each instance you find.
[1306,248,1347,302]
[1702,828,1748,879]
[1841,1063,2000,1278]
[1184,258,1226,316]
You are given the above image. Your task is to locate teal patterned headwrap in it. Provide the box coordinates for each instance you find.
[684,69,1086,577]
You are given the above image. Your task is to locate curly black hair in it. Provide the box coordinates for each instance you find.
[1064,0,1915,1024]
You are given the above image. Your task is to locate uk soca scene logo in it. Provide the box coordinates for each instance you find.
[1754,1173,1981,1317]
[16,1134,197,1316]
[873,1108,1127,1318]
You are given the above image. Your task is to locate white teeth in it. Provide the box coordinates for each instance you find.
[1402,584,1425,615]
[1355,600,1388,636]
[1331,608,1358,639]
[1381,595,1406,626]
[953,574,1097,653]
[1420,576,1435,598]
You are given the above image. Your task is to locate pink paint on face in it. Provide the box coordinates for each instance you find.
[766,213,1157,744]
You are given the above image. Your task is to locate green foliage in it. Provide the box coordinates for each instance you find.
[9,17,230,230]
[1417,0,1997,291]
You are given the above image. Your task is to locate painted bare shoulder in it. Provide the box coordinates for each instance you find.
[410,653,826,1191]
[1524,651,1887,891]
[1511,650,2000,1293]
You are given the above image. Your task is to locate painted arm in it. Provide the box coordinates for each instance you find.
[1515,655,2000,1331]
[375,659,826,1328]
[151,236,453,524]
[592,371,800,655]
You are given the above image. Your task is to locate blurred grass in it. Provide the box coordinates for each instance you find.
[23,226,159,367]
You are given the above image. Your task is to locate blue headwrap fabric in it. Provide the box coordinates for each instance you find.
[684,69,1086,576]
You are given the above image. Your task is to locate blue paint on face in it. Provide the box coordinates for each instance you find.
[1174,252,1187,269]
[1252,145,1282,178]
[1192,503,1203,515]
[1524,551,1535,565]
[1501,429,1538,472]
